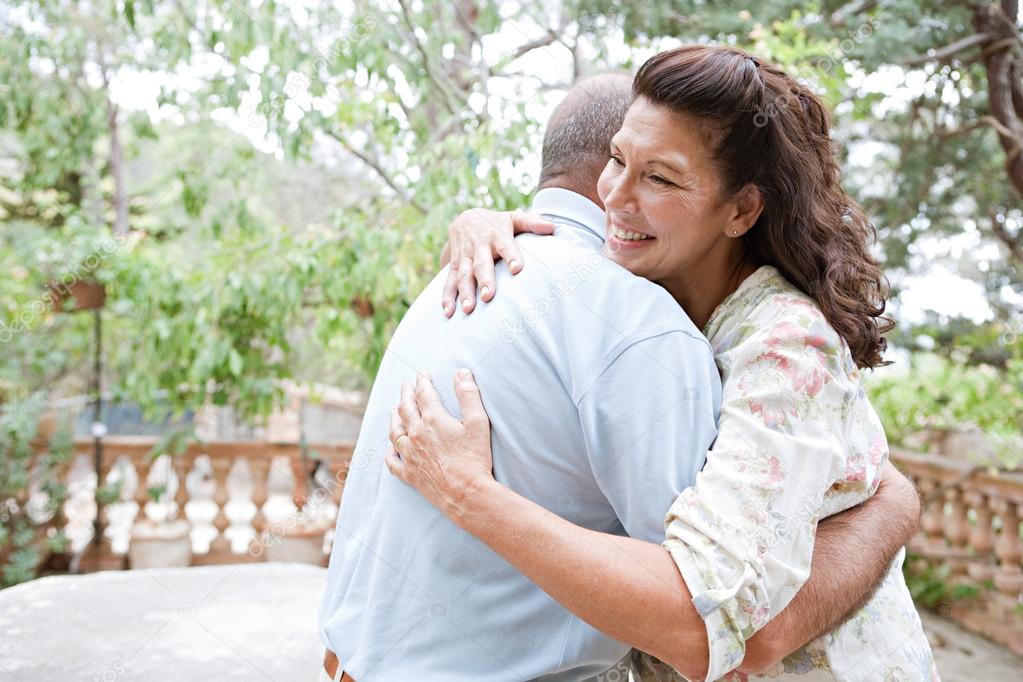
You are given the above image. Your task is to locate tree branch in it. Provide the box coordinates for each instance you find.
[902,32,992,66]
[511,29,558,59]
[830,0,879,27]
[324,130,426,215]
[396,0,463,118]
[97,53,129,236]
[974,2,1023,197]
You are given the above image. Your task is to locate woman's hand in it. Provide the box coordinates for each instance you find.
[441,208,555,317]
[387,370,495,522]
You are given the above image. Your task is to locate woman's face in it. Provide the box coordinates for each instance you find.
[596,97,750,288]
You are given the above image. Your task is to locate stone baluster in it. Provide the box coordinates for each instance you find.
[965,491,996,584]
[250,458,270,555]
[208,456,233,556]
[918,477,946,553]
[992,499,1023,617]
[945,487,971,577]
[133,458,152,525]
[95,454,118,555]
[172,456,192,525]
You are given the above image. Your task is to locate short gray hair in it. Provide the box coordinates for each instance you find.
[539,73,634,188]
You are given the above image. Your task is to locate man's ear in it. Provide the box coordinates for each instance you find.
[724,184,763,238]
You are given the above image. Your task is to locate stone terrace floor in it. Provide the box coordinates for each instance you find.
[0,563,1020,681]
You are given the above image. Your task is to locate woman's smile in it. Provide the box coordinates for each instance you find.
[607,218,656,251]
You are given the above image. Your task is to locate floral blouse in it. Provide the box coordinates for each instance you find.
[630,266,938,682]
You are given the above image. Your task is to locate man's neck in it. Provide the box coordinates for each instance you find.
[536,178,603,210]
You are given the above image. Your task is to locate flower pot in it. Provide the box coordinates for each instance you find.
[261,523,328,565]
[49,280,106,312]
[128,518,192,569]
[351,295,374,319]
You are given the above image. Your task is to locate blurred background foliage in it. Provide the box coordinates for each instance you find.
[0,0,1020,450]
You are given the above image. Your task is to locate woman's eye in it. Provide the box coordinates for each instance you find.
[609,155,624,167]
[650,175,674,186]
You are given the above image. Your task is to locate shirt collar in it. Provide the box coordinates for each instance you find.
[530,188,606,241]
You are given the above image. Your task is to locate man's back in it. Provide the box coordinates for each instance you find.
[319,189,720,681]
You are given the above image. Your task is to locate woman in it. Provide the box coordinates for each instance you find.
[388,46,936,681]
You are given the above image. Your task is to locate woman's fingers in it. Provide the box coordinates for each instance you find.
[384,447,405,481]
[440,208,553,314]
[472,243,497,303]
[493,232,524,277]
[397,382,421,431]
[455,243,478,314]
[441,262,459,317]
[441,229,466,317]
[453,369,488,426]
[388,407,405,452]
[510,210,556,236]
[413,373,448,423]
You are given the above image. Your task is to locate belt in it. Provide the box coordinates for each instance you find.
[323,649,356,681]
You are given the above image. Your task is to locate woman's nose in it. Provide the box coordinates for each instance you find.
[603,175,637,214]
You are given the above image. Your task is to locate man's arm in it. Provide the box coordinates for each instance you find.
[739,462,921,673]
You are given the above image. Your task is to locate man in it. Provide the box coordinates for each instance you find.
[318,75,919,681]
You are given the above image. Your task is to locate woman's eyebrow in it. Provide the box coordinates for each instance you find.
[648,157,687,175]
[610,140,687,175]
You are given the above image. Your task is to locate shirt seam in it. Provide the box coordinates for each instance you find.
[572,326,715,407]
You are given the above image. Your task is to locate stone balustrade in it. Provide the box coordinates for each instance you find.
[28,439,1023,655]
[49,436,353,569]
[891,446,1023,655]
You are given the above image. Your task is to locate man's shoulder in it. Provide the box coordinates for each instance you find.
[507,234,712,366]
[513,233,680,306]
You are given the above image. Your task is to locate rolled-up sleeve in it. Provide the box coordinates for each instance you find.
[662,320,884,680]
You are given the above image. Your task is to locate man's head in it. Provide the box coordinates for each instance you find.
[538,73,634,208]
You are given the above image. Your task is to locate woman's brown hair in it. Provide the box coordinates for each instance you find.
[633,45,893,369]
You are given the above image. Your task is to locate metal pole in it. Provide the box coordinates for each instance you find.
[91,307,104,550]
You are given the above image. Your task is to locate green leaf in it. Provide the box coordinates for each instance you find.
[228,348,244,377]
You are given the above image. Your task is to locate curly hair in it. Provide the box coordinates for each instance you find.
[633,45,893,369]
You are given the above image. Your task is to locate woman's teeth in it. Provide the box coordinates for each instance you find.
[611,226,652,241]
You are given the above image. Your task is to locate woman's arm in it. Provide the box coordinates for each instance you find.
[738,462,920,673]
[389,375,709,678]
[455,478,711,677]
[438,208,554,316]
[388,373,919,680]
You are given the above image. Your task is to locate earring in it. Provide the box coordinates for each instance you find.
[732,229,739,236]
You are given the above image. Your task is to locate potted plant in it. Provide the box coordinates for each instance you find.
[257,448,331,565]
[128,514,192,569]
[48,279,106,311]
[260,518,329,565]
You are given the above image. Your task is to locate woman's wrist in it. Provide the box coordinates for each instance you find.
[444,474,504,532]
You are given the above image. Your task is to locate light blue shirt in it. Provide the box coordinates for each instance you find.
[319,188,722,681]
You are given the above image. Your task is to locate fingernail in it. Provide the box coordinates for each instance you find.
[457,368,470,380]
[480,286,490,299]
[509,259,521,271]
[443,301,452,314]
[462,298,471,311]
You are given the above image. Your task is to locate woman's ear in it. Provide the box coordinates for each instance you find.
[724,184,763,238]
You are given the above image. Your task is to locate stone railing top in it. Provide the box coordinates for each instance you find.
[0,563,328,681]
[891,446,1023,502]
